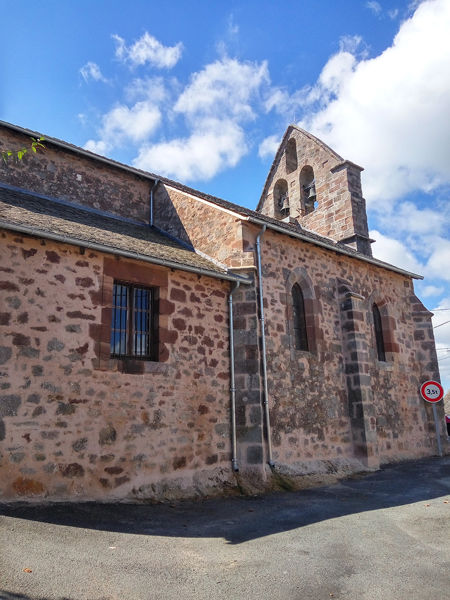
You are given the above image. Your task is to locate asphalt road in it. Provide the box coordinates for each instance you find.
[1,456,449,600]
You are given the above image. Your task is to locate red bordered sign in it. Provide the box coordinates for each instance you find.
[420,380,444,403]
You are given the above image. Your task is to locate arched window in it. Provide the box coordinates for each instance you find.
[300,165,317,215]
[285,138,298,174]
[273,179,289,217]
[372,303,386,362]
[292,284,309,351]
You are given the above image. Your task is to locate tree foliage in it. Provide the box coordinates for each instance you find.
[1,136,45,163]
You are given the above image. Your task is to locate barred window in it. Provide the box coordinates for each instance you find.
[292,283,309,351]
[110,282,158,360]
[373,303,386,362]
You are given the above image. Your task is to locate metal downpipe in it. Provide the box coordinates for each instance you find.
[228,281,240,472]
[149,179,160,227]
[255,225,274,467]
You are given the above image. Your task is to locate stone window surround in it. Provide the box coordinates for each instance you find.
[285,267,320,358]
[300,164,316,216]
[291,283,309,352]
[110,281,159,361]
[93,256,173,375]
[366,294,399,365]
[372,302,386,362]
[285,137,298,174]
[273,178,289,218]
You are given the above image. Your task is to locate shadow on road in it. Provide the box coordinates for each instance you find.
[0,593,72,600]
[1,456,449,547]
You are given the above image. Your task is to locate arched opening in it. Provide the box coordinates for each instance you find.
[292,283,309,351]
[300,165,316,215]
[285,138,298,174]
[273,179,289,217]
[372,303,386,362]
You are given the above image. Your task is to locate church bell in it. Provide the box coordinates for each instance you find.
[304,181,316,200]
[280,193,290,213]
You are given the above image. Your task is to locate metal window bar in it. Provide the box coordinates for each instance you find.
[111,283,153,358]
[111,283,129,356]
[132,286,152,357]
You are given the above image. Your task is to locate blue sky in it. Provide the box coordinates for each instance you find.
[1,0,450,392]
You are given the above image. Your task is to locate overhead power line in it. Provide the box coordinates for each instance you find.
[433,320,450,329]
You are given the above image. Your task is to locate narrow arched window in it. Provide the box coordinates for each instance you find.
[292,284,308,351]
[373,303,386,361]
[285,138,298,174]
[300,165,316,215]
[273,179,289,217]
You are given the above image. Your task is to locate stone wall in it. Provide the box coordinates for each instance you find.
[0,125,151,223]
[0,230,234,501]
[230,274,266,479]
[258,128,372,255]
[154,184,256,269]
[255,226,443,468]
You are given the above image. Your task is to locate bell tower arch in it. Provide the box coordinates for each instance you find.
[257,125,373,257]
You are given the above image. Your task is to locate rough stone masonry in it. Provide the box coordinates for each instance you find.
[0,120,446,502]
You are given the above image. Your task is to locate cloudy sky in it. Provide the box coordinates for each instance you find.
[1,0,450,391]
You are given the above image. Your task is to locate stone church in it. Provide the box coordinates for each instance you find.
[0,120,445,502]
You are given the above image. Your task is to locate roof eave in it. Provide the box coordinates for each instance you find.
[245,216,423,280]
[0,220,251,284]
[0,120,160,184]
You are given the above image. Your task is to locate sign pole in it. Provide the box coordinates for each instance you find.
[432,404,443,457]
[420,380,444,458]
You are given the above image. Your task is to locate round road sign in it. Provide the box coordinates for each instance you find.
[420,380,444,403]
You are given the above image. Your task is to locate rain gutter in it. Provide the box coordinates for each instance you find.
[0,221,251,285]
[247,217,423,280]
[228,281,241,472]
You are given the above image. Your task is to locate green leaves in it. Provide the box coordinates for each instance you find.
[1,136,45,163]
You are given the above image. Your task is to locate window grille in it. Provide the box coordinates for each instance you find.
[110,282,156,359]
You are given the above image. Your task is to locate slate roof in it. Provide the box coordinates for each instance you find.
[0,120,422,280]
[0,184,242,281]
[159,178,424,279]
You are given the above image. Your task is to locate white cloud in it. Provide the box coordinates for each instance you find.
[263,87,309,120]
[376,201,447,236]
[421,285,445,297]
[366,1,382,16]
[133,119,246,181]
[113,32,183,69]
[131,57,270,181]
[388,9,400,19]
[370,229,423,273]
[338,35,366,55]
[296,0,450,209]
[80,61,108,83]
[84,100,161,155]
[425,239,450,281]
[82,54,270,180]
[227,14,239,37]
[408,0,426,12]
[258,134,280,159]
[366,1,399,20]
[124,77,169,104]
[84,139,108,155]
[174,58,269,120]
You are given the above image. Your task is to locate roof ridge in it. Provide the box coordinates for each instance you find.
[256,124,344,211]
